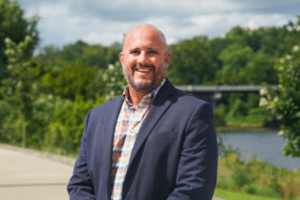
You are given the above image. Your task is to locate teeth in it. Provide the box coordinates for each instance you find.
[136,68,152,72]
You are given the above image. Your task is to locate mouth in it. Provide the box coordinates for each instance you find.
[135,67,153,73]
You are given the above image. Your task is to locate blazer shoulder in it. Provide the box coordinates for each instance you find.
[90,96,123,113]
[86,96,123,124]
[174,88,211,109]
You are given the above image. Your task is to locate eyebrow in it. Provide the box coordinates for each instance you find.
[128,47,160,52]
[147,47,159,52]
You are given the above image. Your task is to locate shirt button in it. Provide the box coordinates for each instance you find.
[130,129,135,134]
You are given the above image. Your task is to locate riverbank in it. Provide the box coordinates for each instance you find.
[217,147,300,199]
[216,123,279,132]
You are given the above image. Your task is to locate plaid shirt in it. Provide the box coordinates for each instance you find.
[110,78,166,200]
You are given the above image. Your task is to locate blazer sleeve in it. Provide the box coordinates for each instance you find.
[67,110,96,200]
[166,102,218,200]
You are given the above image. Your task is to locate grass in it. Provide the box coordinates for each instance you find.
[214,188,282,200]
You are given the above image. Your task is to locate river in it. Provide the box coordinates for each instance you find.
[219,131,300,171]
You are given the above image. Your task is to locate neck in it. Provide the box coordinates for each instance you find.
[128,86,150,109]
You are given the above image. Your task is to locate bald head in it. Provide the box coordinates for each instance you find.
[123,24,168,52]
[119,23,171,95]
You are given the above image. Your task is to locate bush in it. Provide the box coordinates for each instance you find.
[260,42,300,157]
[244,184,258,195]
[217,149,300,199]
[44,95,105,154]
[214,104,227,127]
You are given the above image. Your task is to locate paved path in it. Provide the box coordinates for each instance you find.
[0,144,225,200]
[0,144,75,200]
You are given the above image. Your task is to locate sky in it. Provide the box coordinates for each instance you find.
[18,0,300,49]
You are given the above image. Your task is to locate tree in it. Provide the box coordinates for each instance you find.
[0,0,39,86]
[39,60,97,100]
[215,43,253,85]
[260,32,300,157]
[44,95,105,153]
[81,45,119,69]
[36,45,65,68]
[167,36,216,85]
[208,37,233,73]
[61,40,88,62]
[86,61,127,102]
[245,52,277,85]
[1,36,41,147]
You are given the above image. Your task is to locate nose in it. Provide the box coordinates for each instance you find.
[137,51,148,65]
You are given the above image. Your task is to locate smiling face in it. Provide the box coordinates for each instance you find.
[119,25,171,94]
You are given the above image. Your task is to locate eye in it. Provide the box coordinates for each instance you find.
[148,50,157,54]
[130,50,140,54]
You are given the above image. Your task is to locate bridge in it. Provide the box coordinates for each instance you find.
[175,85,277,109]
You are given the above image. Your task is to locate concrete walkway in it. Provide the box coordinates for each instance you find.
[0,144,225,200]
[0,144,75,200]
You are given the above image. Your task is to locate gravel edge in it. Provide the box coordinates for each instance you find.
[0,143,76,167]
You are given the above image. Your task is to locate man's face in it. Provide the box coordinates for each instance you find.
[119,27,171,93]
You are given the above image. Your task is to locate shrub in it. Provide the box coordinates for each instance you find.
[217,149,300,199]
[44,95,105,154]
[260,32,300,157]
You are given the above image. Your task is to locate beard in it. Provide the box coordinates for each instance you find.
[122,62,167,94]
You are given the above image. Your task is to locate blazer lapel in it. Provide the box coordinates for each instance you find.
[127,78,176,167]
[101,96,124,199]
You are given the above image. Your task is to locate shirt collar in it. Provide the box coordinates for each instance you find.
[122,78,166,107]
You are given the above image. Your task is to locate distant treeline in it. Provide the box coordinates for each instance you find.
[35,17,300,87]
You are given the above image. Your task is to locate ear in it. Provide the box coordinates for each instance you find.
[119,52,124,64]
[165,51,171,65]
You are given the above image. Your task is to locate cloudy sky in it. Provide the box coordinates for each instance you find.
[18,0,300,49]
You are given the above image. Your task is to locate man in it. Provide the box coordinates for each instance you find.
[67,24,218,200]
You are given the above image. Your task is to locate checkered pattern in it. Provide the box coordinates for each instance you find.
[110,78,166,200]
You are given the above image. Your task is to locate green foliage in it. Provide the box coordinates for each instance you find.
[39,60,97,100]
[44,95,105,153]
[219,92,274,126]
[214,188,282,200]
[226,98,246,121]
[61,40,88,62]
[260,39,300,157]
[167,36,216,85]
[245,52,277,85]
[86,61,127,102]
[1,35,42,147]
[0,99,23,145]
[0,0,39,85]
[36,45,66,69]
[214,104,227,127]
[216,43,253,85]
[38,40,120,70]
[81,45,120,69]
[208,37,233,72]
[217,150,300,199]
[29,93,56,147]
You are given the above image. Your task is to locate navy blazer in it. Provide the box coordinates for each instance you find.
[67,78,218,200]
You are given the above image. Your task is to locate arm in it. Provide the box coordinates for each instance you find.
[67,110,96,200]
[167,103,218,200]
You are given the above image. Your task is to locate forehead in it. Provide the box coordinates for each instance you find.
[123,28,166,51]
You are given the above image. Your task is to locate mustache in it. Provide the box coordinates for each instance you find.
[132,64,154,71]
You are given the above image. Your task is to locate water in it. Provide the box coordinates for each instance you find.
[219,131,300,171]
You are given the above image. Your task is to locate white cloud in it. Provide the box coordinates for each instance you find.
[82,32,102,43]
[17,0,300,48]
[82,31,123,45]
